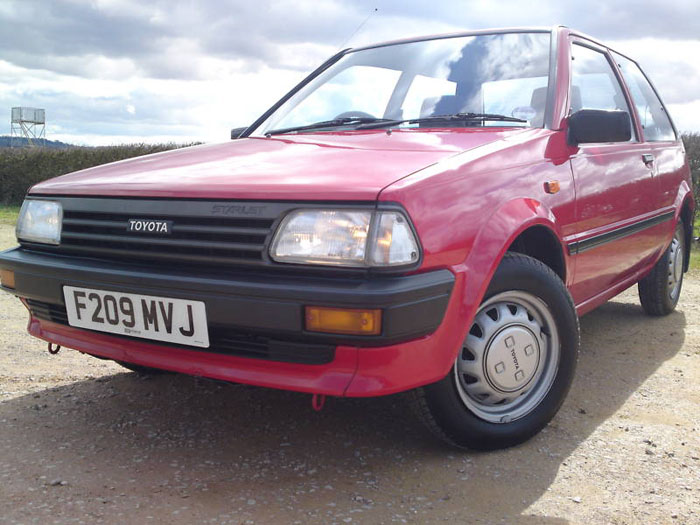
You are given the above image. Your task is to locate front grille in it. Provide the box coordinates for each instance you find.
[22,198,376,276]
[57,204,277,267]
[20,198,308,269]
[26,300,335,365]
[26,299,69,325]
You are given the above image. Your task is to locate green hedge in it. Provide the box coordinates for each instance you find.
[682,133,700,238]
[1,135,699,211]
[0,143,196,206]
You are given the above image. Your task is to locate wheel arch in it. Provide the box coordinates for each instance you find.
[680,197,695,272]
[505,224,566,282]
[460,198,570,345]
[676,182,695,272]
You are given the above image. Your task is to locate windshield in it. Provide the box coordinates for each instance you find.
[254,32,552,135]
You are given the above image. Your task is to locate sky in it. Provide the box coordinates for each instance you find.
[1,0,699,146]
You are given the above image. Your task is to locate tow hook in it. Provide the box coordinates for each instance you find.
[47,343,61,355]
[311,393,326,412]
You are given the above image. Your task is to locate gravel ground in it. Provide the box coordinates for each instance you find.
[0,225,698,524]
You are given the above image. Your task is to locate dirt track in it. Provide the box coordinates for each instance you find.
[0,224,698,524]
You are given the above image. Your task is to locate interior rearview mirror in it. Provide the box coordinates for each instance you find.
[568,109,631,144]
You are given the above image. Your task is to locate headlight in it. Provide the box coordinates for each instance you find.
[271,209,420,267]
[16,200,62,245]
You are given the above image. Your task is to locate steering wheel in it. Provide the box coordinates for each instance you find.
[334,111,376,120]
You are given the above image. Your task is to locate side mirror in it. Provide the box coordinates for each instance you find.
[567,109,631,144]
[231,127,248,139]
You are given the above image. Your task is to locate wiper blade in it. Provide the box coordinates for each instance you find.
[447,112,527,123]
[357,112,527,130]
[265,117,394,136]
[265,113,526,135]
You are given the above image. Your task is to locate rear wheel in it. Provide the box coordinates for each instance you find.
[638,221,686,316]
[410,253,579,450]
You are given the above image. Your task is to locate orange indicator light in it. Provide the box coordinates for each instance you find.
[544,180,560,194]
[305,306,382,335]
[0,269,15,289]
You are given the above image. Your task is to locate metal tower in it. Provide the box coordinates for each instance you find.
[10,107,46,147]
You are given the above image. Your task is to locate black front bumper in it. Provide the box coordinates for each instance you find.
[0,247,455,349]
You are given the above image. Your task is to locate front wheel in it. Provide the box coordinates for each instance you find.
[410,253,579,450]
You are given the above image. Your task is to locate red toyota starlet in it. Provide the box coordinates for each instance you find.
[1,26,694,449]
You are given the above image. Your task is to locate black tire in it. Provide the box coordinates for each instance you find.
[409,253,579,450]
[638,221,686,316]
[117,361,171,376]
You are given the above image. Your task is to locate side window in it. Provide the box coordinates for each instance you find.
[570,43,635,140]
[613,53,676,142]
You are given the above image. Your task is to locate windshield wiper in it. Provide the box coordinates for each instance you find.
[357,112,527,130]
[265,113,526,136]
[265,117,394,136]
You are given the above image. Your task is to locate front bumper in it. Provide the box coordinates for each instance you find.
[1,247,461,396]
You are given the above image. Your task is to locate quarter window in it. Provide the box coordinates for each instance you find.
[613,53,676,142]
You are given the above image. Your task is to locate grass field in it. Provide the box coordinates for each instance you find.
[0,205,19,226]
[691,248,700,270]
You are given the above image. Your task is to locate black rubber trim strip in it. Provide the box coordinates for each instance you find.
[24,299,336,365]
[0,247,454,347]
[568,211,674,255]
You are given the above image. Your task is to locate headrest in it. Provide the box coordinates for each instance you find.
[530,87,548,109]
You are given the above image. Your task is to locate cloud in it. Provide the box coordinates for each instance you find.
[0,0,356,79]
[0,1,166,63]
[4,0,700,78]
[0,0,698,144]
[350,0,700,42]
[0,58,306,145]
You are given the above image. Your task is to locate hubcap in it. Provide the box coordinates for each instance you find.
[667,229,684,300]
[454,291,560,424]
[484,325,541,393]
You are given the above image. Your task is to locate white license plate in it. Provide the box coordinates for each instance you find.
[63,286,209,348]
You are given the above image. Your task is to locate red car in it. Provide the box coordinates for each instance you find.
[0,27,694,449]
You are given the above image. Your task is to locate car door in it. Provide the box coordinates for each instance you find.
[566,40,664,305]
[612,52,686,221]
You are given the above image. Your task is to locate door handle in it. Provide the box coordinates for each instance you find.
[642,153,655,166]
